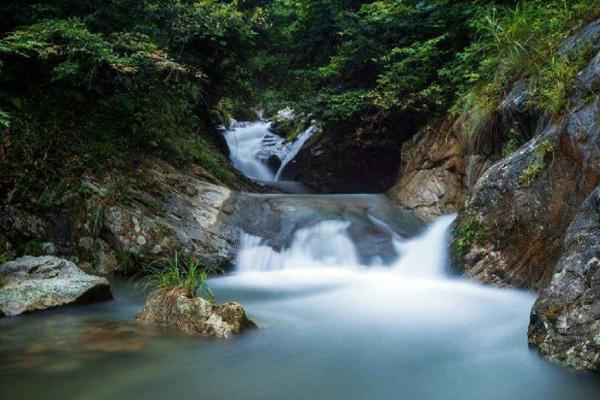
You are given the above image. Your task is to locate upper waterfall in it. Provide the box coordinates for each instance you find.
[222,120,315,184]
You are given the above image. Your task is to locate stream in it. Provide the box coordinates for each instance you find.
[1,121,600,399]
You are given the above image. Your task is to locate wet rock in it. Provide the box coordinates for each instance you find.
[136,289,256,338]
[558,19,600,56]
[0,256,112,316]
[453,90,600,290]
[40,242,56,255]
[528,186,600,372]
[451,35,600,290]
[267,154,282,172]
[388,121,466,222]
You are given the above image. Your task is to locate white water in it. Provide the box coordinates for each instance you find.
[274,125,316,180]
[236,215,454,276]
[222,121,315,182]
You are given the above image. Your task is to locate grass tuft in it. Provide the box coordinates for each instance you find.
[138,252,219,301]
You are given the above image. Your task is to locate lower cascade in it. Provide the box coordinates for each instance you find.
[236,214,455,276]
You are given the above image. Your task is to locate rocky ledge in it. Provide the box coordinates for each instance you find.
[0,256,112,317]
[135,289,256,338]
[528,186,600,372]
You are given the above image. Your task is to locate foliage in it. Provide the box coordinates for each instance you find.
[520,139,554,185]
[455,215,489,256]
[0,0,265,209]
[502,137,520,158]
[113,250,138,275]
[455,0,600,121]
[139,252,218,300]
[22,240,45,257]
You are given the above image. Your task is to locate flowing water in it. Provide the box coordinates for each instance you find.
[2,121,600,399]
[1,194,600,399]
[222,121,315,192]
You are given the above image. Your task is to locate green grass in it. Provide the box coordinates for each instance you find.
[22,240,45,257]
[138,252,218,300]
[117,250,139,275]
[456,0,600,139]
[502,137,520,157]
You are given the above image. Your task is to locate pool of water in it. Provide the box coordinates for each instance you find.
[1,195,599,399]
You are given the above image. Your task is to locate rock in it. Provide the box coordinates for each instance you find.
[528,186,600,372]
[452,45,600,290]
[0,256,112,317]
[558,19,600,56]
[266,154,282,172]
[40,242,56,255]
[388,120,466,222]
[76,159,242,274]
[292,128,400,193]
[91,239,119,275]
[135,289,256,338]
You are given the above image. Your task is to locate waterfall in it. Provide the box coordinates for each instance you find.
[222,121,315,183]
[274,125,316,180]
[235,214,456,278]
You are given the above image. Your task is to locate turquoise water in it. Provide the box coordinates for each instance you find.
[1,195,599,399]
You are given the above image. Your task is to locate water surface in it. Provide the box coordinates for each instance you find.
[1,195,599,399]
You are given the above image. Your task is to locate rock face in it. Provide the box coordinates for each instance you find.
[1,158,255,276]
[0,256,112,316]
[290,129,402,193]
[451,20,600,290]
[528,186,600,372]
[80,160,240,274]
[388,121,467,222]
[136,289,256,338]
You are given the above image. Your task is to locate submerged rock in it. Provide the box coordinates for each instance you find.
[528,186,600,372]
[0,256,112,317]
[136,289,256,338]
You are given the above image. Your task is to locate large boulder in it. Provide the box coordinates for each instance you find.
[528,186,600,372]
[452,33,600,290]
[136,289,256,338]
[0,256,112,316]
[75,159,243,274]
[387,120,467,222]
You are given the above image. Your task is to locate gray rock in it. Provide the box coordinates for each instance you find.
[558,19,600,56]
[136,289,256,338]
[528,186,600,372]
[452,49,600,290]
[77,159,241,273]
[0,256,112,316]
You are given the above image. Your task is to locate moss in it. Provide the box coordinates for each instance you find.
[455,215,489,256]
[545,305,562,323]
